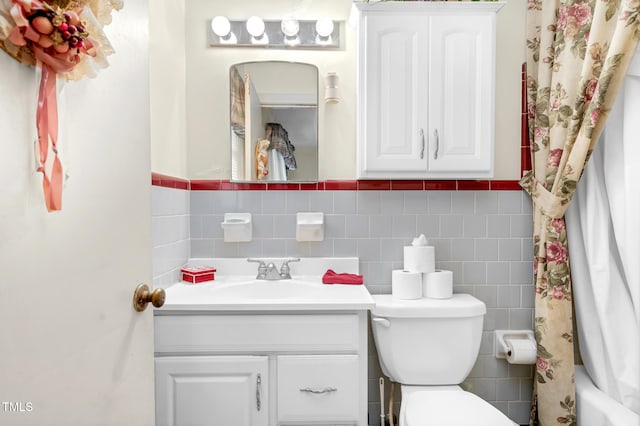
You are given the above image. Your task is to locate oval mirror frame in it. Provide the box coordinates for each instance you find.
[229,61,318,183]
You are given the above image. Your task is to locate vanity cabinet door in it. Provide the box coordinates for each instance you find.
[277,354,359,424]
[155,356,268,426]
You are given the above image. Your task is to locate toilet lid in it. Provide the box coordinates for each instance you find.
[405,390,515,426]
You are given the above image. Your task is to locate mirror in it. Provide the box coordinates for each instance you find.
[230,61,318,183]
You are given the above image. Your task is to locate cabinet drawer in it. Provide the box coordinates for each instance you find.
[277,355,359,423]
[155,314,360,354]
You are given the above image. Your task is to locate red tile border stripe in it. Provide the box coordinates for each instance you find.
[324,180,358,190]
[490,180,523,191]
[156,178,523,191]
[457,180,490,191]
[423,180,458,191]
[190,180,221,190]
[521,62,532,178]
[390,180,424,190]
[266,183,302,190]
[151,172,189,190]
[357,180,391,190]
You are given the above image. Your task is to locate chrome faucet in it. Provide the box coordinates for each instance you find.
[247,258,300,280]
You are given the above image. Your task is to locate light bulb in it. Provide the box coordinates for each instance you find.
[315,18,334,38]
[281,18,299,37]
[211,16,231,37]
[246,16,268,44]
[246,16,265,38]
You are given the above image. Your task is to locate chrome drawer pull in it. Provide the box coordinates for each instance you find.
[299,387,338,394]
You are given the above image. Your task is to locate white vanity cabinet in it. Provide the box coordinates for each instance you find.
[356,2,504,179]
[154,312,369,426]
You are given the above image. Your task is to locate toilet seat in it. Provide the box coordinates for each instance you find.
[404,390,516,426]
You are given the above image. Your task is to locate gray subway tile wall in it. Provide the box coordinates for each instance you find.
[152,187,535,425]
[152,186,190,288]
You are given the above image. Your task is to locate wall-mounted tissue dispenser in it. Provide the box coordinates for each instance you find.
[296,212,324,241]
[221,213,252,242]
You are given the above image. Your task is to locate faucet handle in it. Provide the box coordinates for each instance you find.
[247,258,268,279]
[279,258,300,279]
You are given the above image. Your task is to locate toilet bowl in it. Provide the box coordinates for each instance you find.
[400,386,516,426]
[371,294,517,426]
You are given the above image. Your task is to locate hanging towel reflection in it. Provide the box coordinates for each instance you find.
[266,123,297,171]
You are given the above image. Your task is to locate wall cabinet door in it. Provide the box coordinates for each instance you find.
[357,3,501,179]
[427,15,494,177]
[155,356,268,426]
[359,15,429,175]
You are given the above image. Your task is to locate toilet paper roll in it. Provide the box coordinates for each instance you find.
[392,270,422,300]
[505,339,537,364]
[403,246,435,273]
[423,270,453,299]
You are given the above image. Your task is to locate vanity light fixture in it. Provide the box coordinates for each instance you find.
[208,16,341,49]
[211,16,236,44]
[325,72,340,104]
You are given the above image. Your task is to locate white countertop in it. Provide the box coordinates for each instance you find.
[158,275,375,312]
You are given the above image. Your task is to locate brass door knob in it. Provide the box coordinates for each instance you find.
[133,284,166,312]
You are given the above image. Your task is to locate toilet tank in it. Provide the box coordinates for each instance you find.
[371,294,486,385]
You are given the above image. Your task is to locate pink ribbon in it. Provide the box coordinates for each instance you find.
[36,64,63,212]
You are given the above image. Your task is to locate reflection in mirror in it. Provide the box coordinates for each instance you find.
[230,61,318,182]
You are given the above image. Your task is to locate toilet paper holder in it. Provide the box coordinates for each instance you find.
[494,330,535,359]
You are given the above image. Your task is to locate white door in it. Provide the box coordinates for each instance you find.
[155,356,269,426]
[359,14,429,177]
[428,14,495,176]
[0,1,155,425]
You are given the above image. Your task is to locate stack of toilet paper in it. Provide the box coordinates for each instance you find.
[392,234,453,300]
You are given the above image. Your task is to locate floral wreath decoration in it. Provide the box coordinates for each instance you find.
[0,0,123,212]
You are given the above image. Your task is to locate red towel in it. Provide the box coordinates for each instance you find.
[322,269,364,285]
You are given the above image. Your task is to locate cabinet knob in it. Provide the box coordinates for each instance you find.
[133,284,165,312]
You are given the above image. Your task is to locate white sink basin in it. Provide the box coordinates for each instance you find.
[211,279,323,300]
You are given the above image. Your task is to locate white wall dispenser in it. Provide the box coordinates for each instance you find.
[296,212,324,241]
[221,213,252,242]
[495,330,536,365]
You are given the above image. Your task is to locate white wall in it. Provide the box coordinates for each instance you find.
[150,0,526,180]
[150,0,188,179]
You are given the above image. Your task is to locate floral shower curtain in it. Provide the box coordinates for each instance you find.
[522,1,639,425]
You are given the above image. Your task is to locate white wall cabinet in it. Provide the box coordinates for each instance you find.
[356,2,504,179]
[154,313,368,425]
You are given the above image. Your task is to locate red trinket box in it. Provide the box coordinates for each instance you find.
[181,266,216,284]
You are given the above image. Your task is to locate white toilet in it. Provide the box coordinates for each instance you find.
[371,294,517,426]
